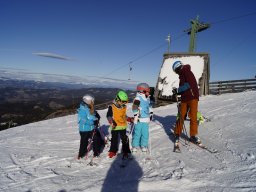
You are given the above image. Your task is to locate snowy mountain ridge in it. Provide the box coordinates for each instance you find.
[0,91,256,192]
[0,69,138,89]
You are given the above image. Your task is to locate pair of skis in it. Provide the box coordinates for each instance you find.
[87,153,133,168]
[169,128,217,153]
[87,154,100,166]
[173,137,218,153]
[172,96,218,154]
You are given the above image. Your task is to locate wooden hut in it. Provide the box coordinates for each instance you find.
[155,52,210,104]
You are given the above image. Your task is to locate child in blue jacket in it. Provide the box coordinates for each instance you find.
[132,83,153,153]
[77,94,101,159]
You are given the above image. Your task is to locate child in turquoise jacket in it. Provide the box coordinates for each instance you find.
[77,94,101,159]
[132,83,153,153]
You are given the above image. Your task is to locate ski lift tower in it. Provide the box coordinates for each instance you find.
[184,16,210,52]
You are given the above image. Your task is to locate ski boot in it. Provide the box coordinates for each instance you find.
[141,147,148,153]
[123,152,133,160]
[190,136,201,145]
[132,147,138,153]
[108,152,117,158]
[173,135,181,153]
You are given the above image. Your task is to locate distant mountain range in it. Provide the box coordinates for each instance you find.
[0,69,138,131]
[0,85,136,131]
[0,69,138,90]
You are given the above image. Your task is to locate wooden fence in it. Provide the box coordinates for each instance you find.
[209,78,256,95]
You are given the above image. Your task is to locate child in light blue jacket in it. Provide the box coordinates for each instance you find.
[132,83,153,153]
[77,94,101,159]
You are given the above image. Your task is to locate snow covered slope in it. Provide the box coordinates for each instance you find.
[0,91,256,192]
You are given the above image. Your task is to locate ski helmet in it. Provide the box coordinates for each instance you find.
[137,83,150,93]
[116,90,128,102]
[172,61,182,72]
[83,94,95,105]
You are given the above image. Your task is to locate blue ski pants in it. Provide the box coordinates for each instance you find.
[132,122,149,148]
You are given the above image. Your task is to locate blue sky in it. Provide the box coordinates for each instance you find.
[0,0,255,86]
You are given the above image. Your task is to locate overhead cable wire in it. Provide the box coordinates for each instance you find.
[100,11,256,81]
[103,43,166,78]
[210,11,256,25]
[213,31,256,64]
[103,33,187,78]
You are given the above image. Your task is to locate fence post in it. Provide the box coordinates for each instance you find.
[218,82,221,94]
[210,78,256,94]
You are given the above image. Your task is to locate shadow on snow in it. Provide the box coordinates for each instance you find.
[101,155,143,192]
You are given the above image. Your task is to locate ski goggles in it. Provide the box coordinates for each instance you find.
[120,100,127,106]
[121,100,128,104]
[139,90,150,97]
[116,95,128,104]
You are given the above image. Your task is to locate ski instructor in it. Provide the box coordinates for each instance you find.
[172,61,201,146]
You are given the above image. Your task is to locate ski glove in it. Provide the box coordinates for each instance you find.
[127,117,134,123]
[108,118,117,129]
[133,114,138,124]
[111,120,117,129]
[94,120,99,127]
[172,87,178,95]
[150,112,153,121]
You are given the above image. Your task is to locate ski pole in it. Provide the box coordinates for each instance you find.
[85,129,96,159]
[175,95,189,144]
[129,122,135,136]
[127,122,134,150]
[149,123,152,156]
[98,123,108,144]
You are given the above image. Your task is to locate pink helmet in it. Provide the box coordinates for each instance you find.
[137,83,150,92]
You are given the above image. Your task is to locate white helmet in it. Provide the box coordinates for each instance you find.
[172,61,183,72]
[83,94,95,105]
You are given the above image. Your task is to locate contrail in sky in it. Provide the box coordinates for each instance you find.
[32,52,72,60]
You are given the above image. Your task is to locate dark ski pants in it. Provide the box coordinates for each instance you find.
[78,130,101,158]
[109,129,131,154]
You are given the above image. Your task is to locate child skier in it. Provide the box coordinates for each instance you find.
[106,90,132,158]
[131,83,153,153]
[77,94,101,159]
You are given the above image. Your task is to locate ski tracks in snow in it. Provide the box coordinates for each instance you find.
[1,92,256,191]
[1,153,65,191]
